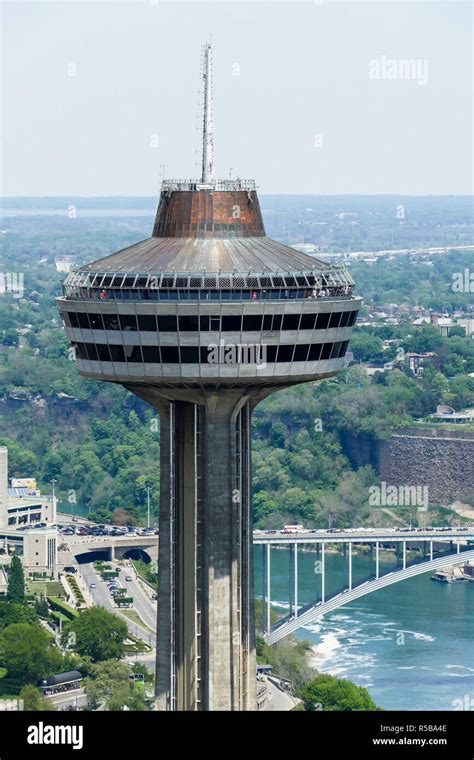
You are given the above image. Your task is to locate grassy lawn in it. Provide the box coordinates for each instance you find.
[26,581,65,598]
[120,609,154,636]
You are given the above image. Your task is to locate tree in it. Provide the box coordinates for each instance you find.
[66,607,128,662]
[111,508,137,526]
[20,684,55,711]
[300,674,380,711]
[349,331,385,363]
[7,556,25,603]
[0,601,37,630]
[84,660,147,711]
[0,623,62,684]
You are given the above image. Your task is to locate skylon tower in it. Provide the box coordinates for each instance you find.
[57,42,361,710]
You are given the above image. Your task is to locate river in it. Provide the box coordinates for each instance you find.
[253,545,474,711]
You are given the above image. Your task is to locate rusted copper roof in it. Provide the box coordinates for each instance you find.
[82,188,331,275]
[82,234,331,274]
[152,189,265,239]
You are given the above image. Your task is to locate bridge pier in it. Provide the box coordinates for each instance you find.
[266,543,271,634]
[348,542,352,591]
[321,543,325,604]
[294,543,298,618]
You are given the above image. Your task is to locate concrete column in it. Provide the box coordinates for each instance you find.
[321,543,325,604]
[403,541,407,570]
[154,395,256,711]
[294,543,298,618]
[266,543,271,635]
[348,542,352,591]
[375,541,379,580]
[0,447,8,531]
[430,541,433,561]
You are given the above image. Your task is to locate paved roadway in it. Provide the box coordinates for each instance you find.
[262,679,300,711]
[253,527,474,544]
[46,688,88,711]
[79,561,156,648]
[117,563,157,631]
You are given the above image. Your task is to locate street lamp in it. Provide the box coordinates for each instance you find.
[146,485,151,529]
[50,479,57,523]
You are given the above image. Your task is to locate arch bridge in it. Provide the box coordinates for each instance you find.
[254,528,474,645]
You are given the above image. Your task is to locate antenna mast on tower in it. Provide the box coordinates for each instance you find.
[201,40,214,185]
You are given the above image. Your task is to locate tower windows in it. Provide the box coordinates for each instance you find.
[137,315,158,331]
[119,314,138,331]
[73,340,348,365]
[158,315,178,331]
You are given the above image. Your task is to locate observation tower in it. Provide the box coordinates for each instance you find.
[57,42,361,711]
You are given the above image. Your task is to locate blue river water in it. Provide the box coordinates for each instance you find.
[253,546,474,711]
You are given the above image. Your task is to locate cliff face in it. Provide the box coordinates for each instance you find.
[343,427,474,506]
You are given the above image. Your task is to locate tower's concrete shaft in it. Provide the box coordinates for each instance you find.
[135,391,256,710]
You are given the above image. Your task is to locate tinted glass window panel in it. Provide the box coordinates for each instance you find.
[103,314,120,331]
[210,316,220,331]
[109,345,125,362]
[330,342,342,359]
[119,314,138,331]
[137,315,157,331]
[68,312,79,328]
[222,316,242,332]
[89,313,104,330]
[348,310,358,326]
[200,316,210,331]
[157,316,178,331]
[77,313,90,329]
[339,311,350,328]
[125,345,143,362]
[266,345,278,363]
[329,312,342,329]
[282,315,300,331]
[277,345,294,362]
[308,344,322,361]
[321,343,333,360]
[85,343,98,361]
[97,344,112,362]
[315,312,330,330]
[178,315,199,331]
[272,315,283,331]
[262,315,273,331]
[243,315,263,332]
[300,314,317,330]
[142,346,161,363]
[75,343,88,360]
[160,347,179,362]
[293,344,309,362]
[180,346,200,363]
[338,340,349,358]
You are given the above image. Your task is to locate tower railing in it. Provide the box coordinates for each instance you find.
[160,178,257,192]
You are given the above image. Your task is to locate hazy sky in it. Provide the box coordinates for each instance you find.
[1,1,472,196]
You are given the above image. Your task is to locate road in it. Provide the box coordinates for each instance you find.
[116,563,157,631]
[80,561,156,648]
[254,527,474,544]
[46,688,88,711]
[262,679,300,711]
